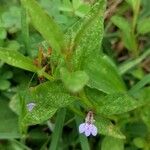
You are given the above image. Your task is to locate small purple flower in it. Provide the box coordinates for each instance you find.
[79,111,98,137]
[79,123,97,136]
[27,102,36,112]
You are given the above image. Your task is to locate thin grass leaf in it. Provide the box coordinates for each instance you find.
[129,74,150,94]
[49,108,66,150]
[119,49,150,74]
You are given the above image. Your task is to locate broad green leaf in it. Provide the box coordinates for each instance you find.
[137,17,150,34]
[1,71,13,79]
[75,4,91,18]
[101,136,124,150]
[22,81,76,125]
[95,117,125,139]
[0,97,20,139]
[22,0,64,52]
[0,79,10,90]
[60,68,89,92]
[6,140,31,150]
[9,94,20,115]
[96,93,140,116]
[0,47,38,72]
[133,137,145,149]
[66,0,106,70]
[83,55,126,94]
[125,121,148,137]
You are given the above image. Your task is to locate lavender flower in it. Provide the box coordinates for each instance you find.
[79,111,97,137]
[79,123,97,136]
[27,102,36,112]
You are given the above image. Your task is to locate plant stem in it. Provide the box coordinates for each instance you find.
[131,0,141,57]
[79,90,94,108]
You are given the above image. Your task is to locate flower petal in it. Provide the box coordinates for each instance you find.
[84,128,91,136]
[79,123,86,133]
[84,124,92,136]
[91,124,97,136]
[27,103,36,111]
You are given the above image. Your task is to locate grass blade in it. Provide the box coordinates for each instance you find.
[49,108,66,150]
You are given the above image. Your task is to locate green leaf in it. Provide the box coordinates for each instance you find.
[119,49,150,74]
[2,6,21,33]
[72,0,83,10]
[101,136,124,150]
[0,97,20,139]
[0,47,38,72]
[141,105,150,130]
[96,93,140,116]
[21,0,64,52]
[60,68,89,92]
[22,81,76,125]
[83,55,126,94]
[21,4,30,55]
[49,108,66,150]
[95,117,125,139]
[133,137,145,148]
[137,17,150,34]
[129,74,150,94]
[66,0,106,70]
[0,27,7,40]
[9,94,20,115]
[111,15,136,51]
[0,79,10,90]
[1,71,13,79]
[131,87,150,105]
[111,15,131,33]
[126,0,141,13]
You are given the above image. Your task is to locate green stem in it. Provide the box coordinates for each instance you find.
[79,90,94,108]
[69,106,84,117]
[21,4,30,56]
[132,0,141,33]
[42,71,55,81]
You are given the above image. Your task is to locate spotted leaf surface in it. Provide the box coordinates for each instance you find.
[22,81,76,125]
[60,67,89,92]
[83,55,126,94]
[0,47,37,72]
[66,0,106,70]
[96,93,141,115]
[95,117,125,139]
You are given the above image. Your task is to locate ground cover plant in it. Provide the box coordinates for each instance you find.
[0,0,150,149]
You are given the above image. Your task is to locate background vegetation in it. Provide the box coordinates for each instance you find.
[0,0,150,149]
